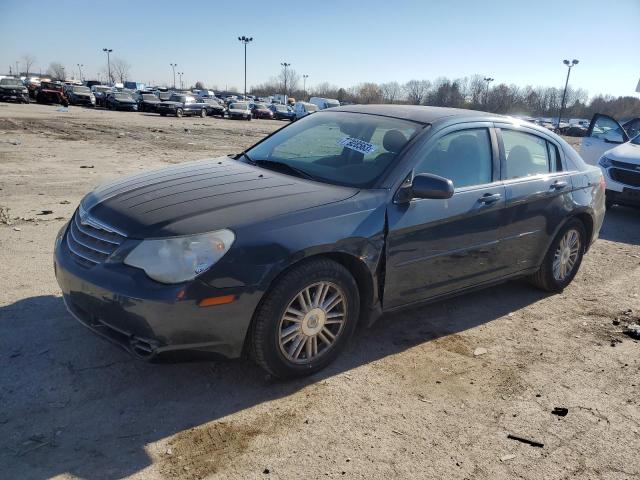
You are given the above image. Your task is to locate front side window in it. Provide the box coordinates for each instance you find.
[245,111,422,188]
[502,129,553,179]
[415,128,493,188]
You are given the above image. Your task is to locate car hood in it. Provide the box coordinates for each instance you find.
[606,141,640,164]
[81,157,359,238]
[113,98,136,104]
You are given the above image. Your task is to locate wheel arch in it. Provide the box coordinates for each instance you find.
[242,251,377,356]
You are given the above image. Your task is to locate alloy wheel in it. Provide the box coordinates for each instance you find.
[552,229,581,281]
[277,281,347,364]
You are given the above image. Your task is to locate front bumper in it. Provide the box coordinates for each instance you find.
[54,228,261,360]
[0,91,29,102]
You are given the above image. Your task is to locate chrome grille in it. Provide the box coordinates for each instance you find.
[67,209,127,267]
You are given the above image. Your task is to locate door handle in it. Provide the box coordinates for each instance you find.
[478,192,502,204]
[550,180,568,190]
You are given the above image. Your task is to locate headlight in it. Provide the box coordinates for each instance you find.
[22,88,28,94]
[124,229,235,284]
[598,156,613,168]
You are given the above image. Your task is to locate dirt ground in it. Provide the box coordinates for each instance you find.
[0,103,638,480]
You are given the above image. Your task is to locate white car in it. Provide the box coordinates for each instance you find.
[293,101,318,120]
[580,114,640,208]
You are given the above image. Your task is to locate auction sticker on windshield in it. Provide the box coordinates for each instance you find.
[338,137,377,155]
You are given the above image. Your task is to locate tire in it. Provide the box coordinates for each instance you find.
[200,108,207,118]
[176,108,183,118]
[528,219,586,292]
[160,112,166,116]
[250,258,360,379]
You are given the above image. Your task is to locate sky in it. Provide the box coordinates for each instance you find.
[1,0,638,98]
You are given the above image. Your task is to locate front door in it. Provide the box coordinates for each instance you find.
[580,114,628,165]
[384,125,507,309]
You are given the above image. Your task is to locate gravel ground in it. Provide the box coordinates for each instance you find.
[0,103,639,480]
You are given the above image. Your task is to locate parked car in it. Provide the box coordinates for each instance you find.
[91,85,113,107]
[65,85,96,107]
[85,80,102,89]
[309,97,340,110]
[124,81,146,91]
[155,94,209,118]
[293,101,318,120]
[269,103,295,121]
[36,81,68,106]
[138,93,161,113]
[201,97,226,117]
[0,77,29,103]
[251,103,274,119]
[227,102,252,120]
[580,113,640,209]
[105,92,138,111]
[54,105,604,379]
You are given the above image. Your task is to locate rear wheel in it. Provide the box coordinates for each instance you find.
[200,108,207,118]
[176,108,183,118]
[250,258,360,379]
[529,219,586,292]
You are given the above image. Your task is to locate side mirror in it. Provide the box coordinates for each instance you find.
[411,173,454,200]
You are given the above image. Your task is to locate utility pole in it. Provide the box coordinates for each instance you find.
[280,62,290,102]
[483,77,494,107]
[170,63,177,89]
[303,74,308,98]
[557,59,579,130]
[77,64,84,82]
[103,48,113,84]
[238,36,253,99]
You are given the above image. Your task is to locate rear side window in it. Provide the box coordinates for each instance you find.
[415,128,493,188]
[502,129,557,179]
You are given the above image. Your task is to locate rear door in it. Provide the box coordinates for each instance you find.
[384,123,507,309]
[580,114,628,165]
[496,124,571,273]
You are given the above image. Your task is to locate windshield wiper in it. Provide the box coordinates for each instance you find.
[237,151,255,165]
[253,159,317,181]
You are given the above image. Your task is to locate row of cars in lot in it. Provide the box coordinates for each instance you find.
[0,75,326,122]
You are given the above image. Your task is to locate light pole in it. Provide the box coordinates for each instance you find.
[77,63,84,82]
[558,59,579,130]
[303,74,308,98]
[102,48,113,84]
[238,36,253,99]
[170,63,177,89]
[483,77,494,107]
[178,72,184,90]
[281,62,290,101]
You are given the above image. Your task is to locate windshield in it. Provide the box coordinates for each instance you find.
[1,78,22,87]
[275,105,288,112]
[142,94,156,101]
[254,103,267,109]
[631,134,640,145]
[170,95,186,102]
[94,86,111,93]
[230,103,248,110]
[72,86,90,93]
[245,111,422,188]
[115,93,132,100]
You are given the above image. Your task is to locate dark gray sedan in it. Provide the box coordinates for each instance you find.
[54,105,605,378]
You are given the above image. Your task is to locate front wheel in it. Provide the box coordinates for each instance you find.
[176,108,183,118]
[250,258,360,379]
[200,108,207,118]
[529,219,586,292]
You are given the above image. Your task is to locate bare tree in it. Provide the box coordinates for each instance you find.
[278,66,299,96]
[357,83,382,104]
[47,62,66,80]
[111,58,131,83]
[380,81,402,104]
[404,79,430,105]
[195,81,206,90]
[21,54,36,77]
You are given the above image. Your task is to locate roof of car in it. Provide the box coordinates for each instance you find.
[331,104,497,124]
